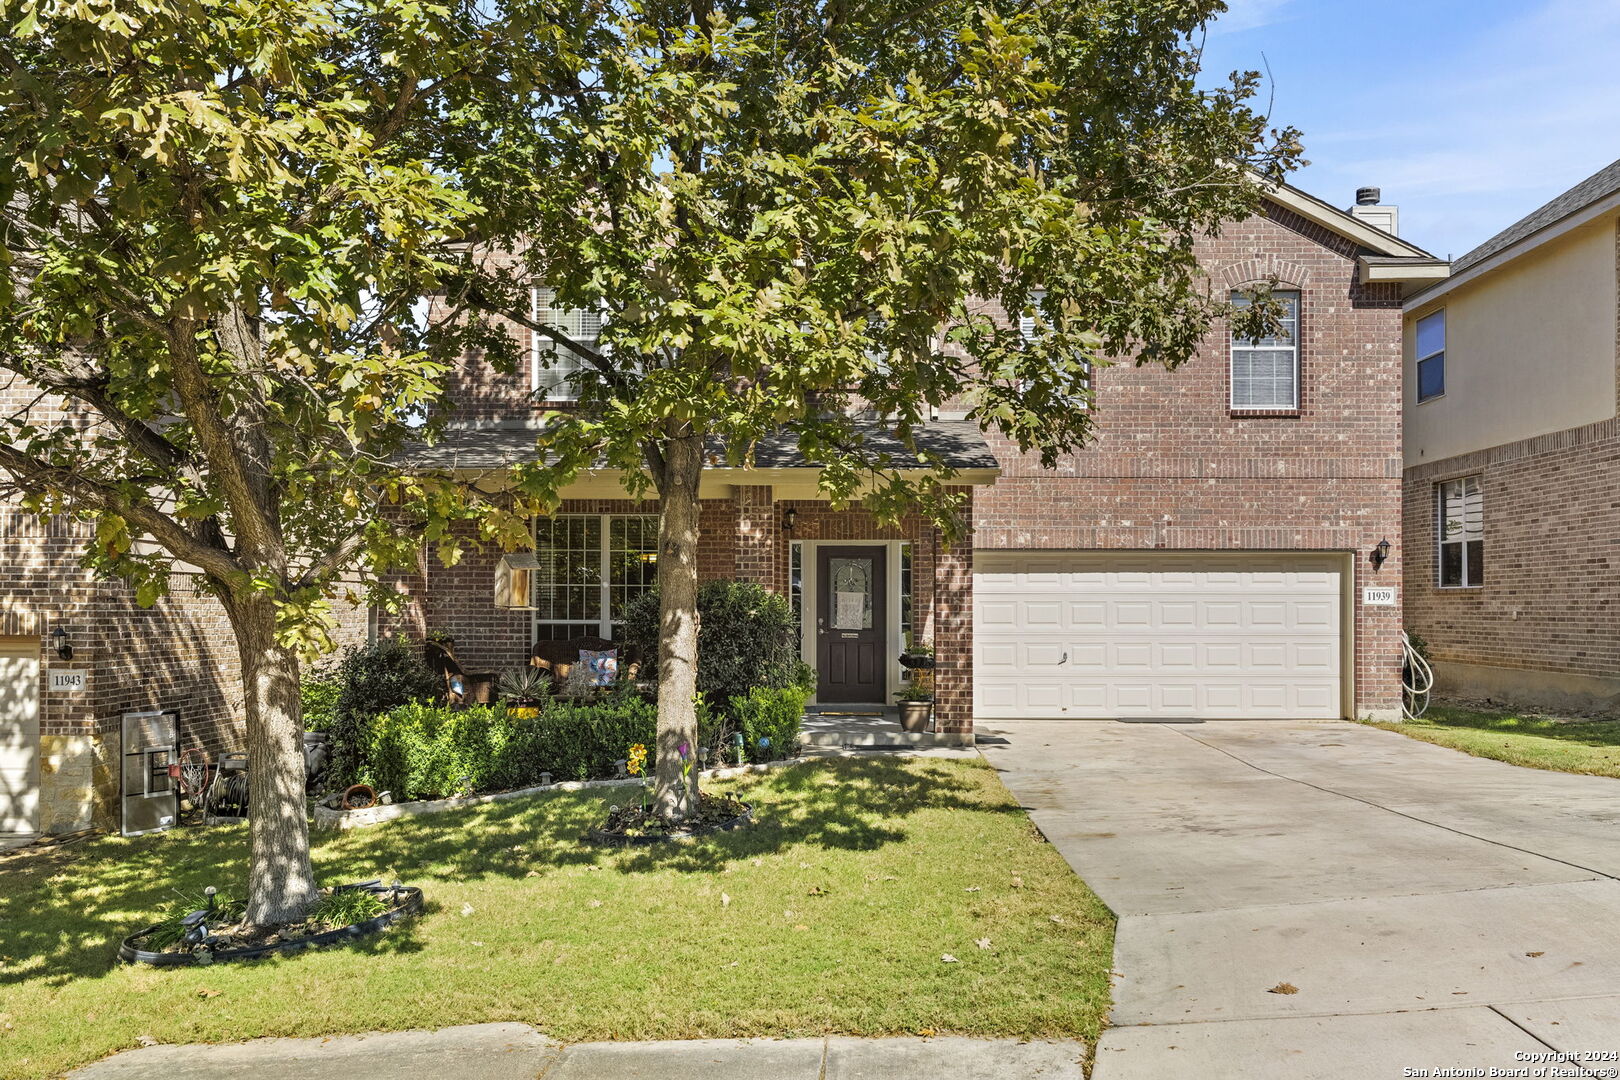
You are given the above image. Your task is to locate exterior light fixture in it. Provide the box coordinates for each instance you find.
[51,626,73,660]
[783,507,798,533]
[1370,538,1391,569]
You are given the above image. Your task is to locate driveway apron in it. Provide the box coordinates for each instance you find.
[979,720,1620,1079]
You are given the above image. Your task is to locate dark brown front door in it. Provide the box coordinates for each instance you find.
[816,546,887,702]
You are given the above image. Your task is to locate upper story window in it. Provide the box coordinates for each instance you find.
[1020,289,1089,403]
[532,286,603,401]
[1229,290,1301,412]
[1416,309,1445,403]
[1437,475,1483,588]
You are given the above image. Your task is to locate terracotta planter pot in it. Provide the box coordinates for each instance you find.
[897,700,932,732]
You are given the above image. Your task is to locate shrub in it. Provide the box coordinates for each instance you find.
[300,658,342,733]
[364,694,659,801]
[623,580,804,714]
[329,636,443,786]
[732,685,809,762]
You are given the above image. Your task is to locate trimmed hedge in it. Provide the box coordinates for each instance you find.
[361,685,808,801]
[330,637,442,785]
[363,694,658,801]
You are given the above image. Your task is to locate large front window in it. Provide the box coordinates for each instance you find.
[532,514,658,640]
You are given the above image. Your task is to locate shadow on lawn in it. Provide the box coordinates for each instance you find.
[336,755,997,879]
[1420,705,1620,749]
[0,756,999,987]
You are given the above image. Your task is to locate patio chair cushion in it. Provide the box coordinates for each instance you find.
[578,648,618,687]
[529,637,641,683]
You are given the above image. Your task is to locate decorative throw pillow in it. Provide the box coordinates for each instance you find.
[578,648,619,688]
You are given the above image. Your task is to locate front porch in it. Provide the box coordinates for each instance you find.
[394,421,998,737]
[801,706,972,749]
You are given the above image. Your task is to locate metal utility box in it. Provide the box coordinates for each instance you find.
[122,710,179,837]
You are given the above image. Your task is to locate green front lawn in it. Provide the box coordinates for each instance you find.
[1366,703,1620,778]
[0,757,1113,1079]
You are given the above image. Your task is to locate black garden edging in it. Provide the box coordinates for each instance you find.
[118,882,424,967]
[586,804,754,847]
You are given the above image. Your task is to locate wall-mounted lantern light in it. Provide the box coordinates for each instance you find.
[782,507,798,533]
[51,626,73,660]
[1370,538,1391,569]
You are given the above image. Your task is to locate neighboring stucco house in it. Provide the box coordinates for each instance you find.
[1403,158,1620,713]
[392,181,1443,738]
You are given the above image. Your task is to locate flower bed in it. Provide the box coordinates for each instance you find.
[119,882,422,967]
[587,793,754,846]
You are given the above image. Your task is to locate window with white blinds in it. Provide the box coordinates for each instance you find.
[1437,476,1484,588]
[531,286,603,400]
[1230,290,1301,411]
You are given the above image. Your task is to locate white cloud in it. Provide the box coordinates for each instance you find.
[1210,0,1296,34]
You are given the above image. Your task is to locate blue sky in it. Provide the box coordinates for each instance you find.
[1200,0,1620,259]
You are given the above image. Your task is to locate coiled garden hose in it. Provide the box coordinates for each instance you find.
[1401,631,1434,721]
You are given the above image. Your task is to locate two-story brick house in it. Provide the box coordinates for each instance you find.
[391,181,1444,738]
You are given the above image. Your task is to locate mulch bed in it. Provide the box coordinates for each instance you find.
[588,793,753,846]
[120,883,423,966]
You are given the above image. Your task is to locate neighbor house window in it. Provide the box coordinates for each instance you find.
[532,286,603,400]
[1437,476,1483,588]
[532,514,658,640]
[1416,309,1445,402]
[1230,290,1301,411]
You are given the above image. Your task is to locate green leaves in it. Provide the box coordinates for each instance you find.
[0,0,512,640]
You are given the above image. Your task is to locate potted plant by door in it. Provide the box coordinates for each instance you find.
[894,682,933,732]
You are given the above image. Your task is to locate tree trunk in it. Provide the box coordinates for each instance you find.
[229,597,319,926]
[651,432,703,822]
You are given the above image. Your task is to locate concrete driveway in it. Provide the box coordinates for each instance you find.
[979,720,1620,1079]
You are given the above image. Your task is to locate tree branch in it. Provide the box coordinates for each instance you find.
[0,441,240,581]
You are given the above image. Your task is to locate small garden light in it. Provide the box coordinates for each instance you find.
[731,730,745,765]
[1370,538,1391,569]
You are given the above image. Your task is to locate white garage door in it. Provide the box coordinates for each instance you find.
[974,552,1344,719]
[0,639,41,836]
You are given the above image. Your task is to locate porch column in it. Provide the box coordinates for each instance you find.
[731,485,779,590]
[931,536,974,737]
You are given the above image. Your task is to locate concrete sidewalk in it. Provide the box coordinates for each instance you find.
[68,1025,1085,1079]
[980,720,1620,1080]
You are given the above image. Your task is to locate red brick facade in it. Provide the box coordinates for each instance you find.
[406,197,1408,727]
[383,493,977,733]
[972,202,1407,718]
[1,383,369,834]
[1403,417,1620,711]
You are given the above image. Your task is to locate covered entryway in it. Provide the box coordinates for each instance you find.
[0,637,41,840]
[973,552,1345,719]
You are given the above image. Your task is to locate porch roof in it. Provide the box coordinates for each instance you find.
[399,420,1002,483]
